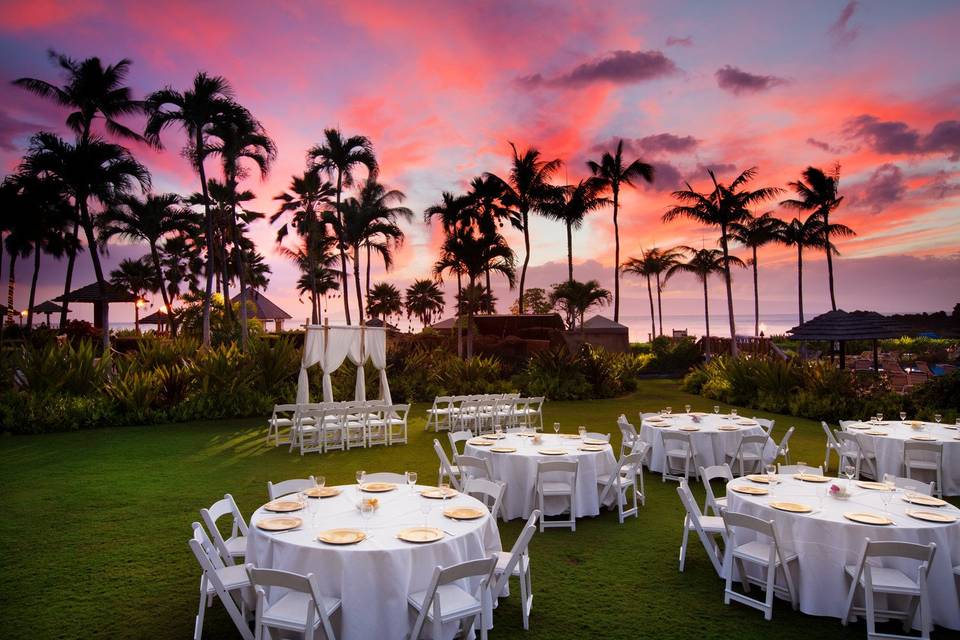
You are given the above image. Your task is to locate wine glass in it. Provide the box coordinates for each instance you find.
[439,482,450,504]
[765,464,777,497]
[877,413,883,422]
[553,422,560,435]
[578,425,587,438]
[495,423,503,438]
[842,465,855,490]
[730,409,738,418]
[360,501,374,535]
[934,413,942,424]
[797,460,808,476]
[899,411,907,422]
[406,470,418,494]
[315,476,326,490]
[356,470,366,492]
[666,406,673,416]
[684,404,691,414]
[420,502,432,527]
[713,405,720,415]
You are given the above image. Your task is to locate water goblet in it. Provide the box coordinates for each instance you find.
[714,405,720,414]
[842,465,855,490]
[666,406,672,416]
[495,424,503,438]
[578,425,587,438]
[315,476,326,490]
[553,422,560,435]
[797,460,808,476]
[420,503,432,527]
[356,470,366,493]
[877,413,883,422]
[731,409,738,418]
[360,501,374,535]
[899,411,907,422]
[406,471,418,494]
[439,482,450,504]
[684,404,691,414]
[765,464,777,496]
[934,414,942,424]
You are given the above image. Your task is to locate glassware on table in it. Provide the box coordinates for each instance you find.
[356,470,366,491]
[666,406,673,416]
[731,409,738,418]
[899,411,907,421]
[495,424,503,438]
[797,461,808,475]
[405,471,418,493]
[360,501,374,535]
[553,422,560,435]
[315,476,326,489]
[684,404,692,414]
[842,465,856,489]
[765,464,777,496]
[420,502,432,527]
[714,405,720,414]
[439,482,450,504]
[578,425,587,438]
[934,414,942,424]
[877,413,883,422]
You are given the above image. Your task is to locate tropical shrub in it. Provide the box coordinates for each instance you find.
[15,340,111,395]
[515,347,591,400]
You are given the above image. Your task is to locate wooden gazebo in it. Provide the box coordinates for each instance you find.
[30,300,68,326]
[787,309,911,370]
[55,282,138,330]
[230,288,292,332]
[139,309,170,332]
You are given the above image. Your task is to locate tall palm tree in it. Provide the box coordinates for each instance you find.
[110,257,157,334]
[650,246,685,337]
[587,140,654,322]
[273,171,336,324]
[777,215,829,326]
[279,239,339,324]
[404,278,445,329]
[145,72,237,346]
[666,247,745,357]
[424,191,471,308]
[98,192,196,335]
[781,165,852,311]
[21,133,150,347]
[729,212,788,336]
[664,167,782,356]
[366,282,402,322]
[353,178,412,301]
[465,175,520,296]
[541,178,609,281]
[549,279,612,335]
[622,253,658,340]
[14,51,146,327]
[485,143,561,314]
[308,129,379,325]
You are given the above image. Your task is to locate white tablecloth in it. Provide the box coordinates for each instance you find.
[464,434,617,520]
[846,420,960,495]
[640,413,776,474]
[246,484,502,640]
[725,475,960,629]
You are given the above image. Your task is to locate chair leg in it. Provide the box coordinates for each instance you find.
[763,560,776,620]
[864,582,877,638]
[194,581,207,640]
[519,565,530,630]
[679,519,689,571]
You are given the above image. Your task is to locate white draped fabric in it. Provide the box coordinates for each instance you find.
[296,326,390,404]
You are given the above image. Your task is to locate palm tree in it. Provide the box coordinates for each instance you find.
[145,72,237,346]
[272,171,335,323]
[353,178,412,301]
[666,247,746,357]
[664,167,782,356]
[781,165,852,311]
[279,239,340,324]
[110,257,156,334]
[549,279,612,335]
[622,251,660,340]
[20,133,150,347]
[308,129,379,325]
[14,51,146,328]
[541,178,609,281]
[366,282,402,323]
[587,140,654,322]
[425,191,471,308]
[649,246,685,337]
[98,192,196,336]
[404,278,445,329]
[485,143,561,314]
[729,212,787,336]
[465,175,520,296]
[777,215,828,326]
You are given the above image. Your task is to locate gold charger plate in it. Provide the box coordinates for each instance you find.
[902,494,947,507]
[538,448,567,455]
[718,425,740,431]
[649,423,671,428]
[679,426,700,432]
[844,512,893,525]
[443,506,485,520]
[256,516,303,531]
[731,485,768,495]
[420,487,459,499]
[397,527,444,543]
[490,446,517,453]
[864,430,888,436]
[484,433,507,439]
[746,474,771,483]
[583,438,608,446]
[264,500,304,512]
[848,424,871,430]
[770,501,813,513]
[794,473,831,483]
[909,435,937,441]
[690,412,709,417]
[304,486,341,498]
[856,481,893,491]
[906,510,957,523]
[559,434,581,439]
[468,439,494,446]
[317,528,366,545]
[736,419,758,426]
[579,445,605,452]
[360,482,397,493]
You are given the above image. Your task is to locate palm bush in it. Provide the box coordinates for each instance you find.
[105,369,161,421]
[517,347,591,400]
[16,340,111,395]
[248,336,300,396]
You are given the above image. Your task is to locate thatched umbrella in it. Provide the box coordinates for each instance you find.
[138,309,170,333]
[787,309,912,369]
[54,282,138,331]
[230,287,292,332]
[31,300,67,327]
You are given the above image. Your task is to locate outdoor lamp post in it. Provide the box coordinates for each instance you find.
[20,309,28,328]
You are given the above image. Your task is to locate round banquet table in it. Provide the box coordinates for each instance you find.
[640,413,777,475]
[246,484,502,640]
[845,420,960,496]
[463,433,617,521]
[725,475,960,630]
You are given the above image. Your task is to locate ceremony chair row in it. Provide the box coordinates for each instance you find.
[425,394,545,433]
[266,401,410,455]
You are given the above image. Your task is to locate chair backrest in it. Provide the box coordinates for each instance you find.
[617,415,637,436]
[200,493,248,562]
[735,434,768,454]
[493,510,540,596]
[661,431,692,450]
[246,564,333,636]
[433,439,463,491]
[463,477,506,520]
[363,472,406,484]
[676,480,706,522]
[586,432,611,442]
[267,477,316,500]
[881,474,934,495]
[388,404,410,420]
[860,538,937,563]
[448,429,474,455]
[722,510,777,541]
[455,454,493,481]
[778,464,823,475]
[904,441,943,459]
[190,521,226,572]
[272,403,298,416]
[612,451,644,484]
[413,556,497,634]
[699,464,733,513]
[536,459,578,487]
[777,426,795,451]
[629,439,651,460]
[821,421,841,446]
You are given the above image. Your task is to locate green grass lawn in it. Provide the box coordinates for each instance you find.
[0,379,955,639]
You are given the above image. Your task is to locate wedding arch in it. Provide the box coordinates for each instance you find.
[296,324,391,404]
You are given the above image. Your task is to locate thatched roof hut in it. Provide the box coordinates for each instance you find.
[230,288,292,331]
[54,282,138,329]
[787,309,911,369]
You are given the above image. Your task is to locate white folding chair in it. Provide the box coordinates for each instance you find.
[536,459,578,532]
[455,454,494,482]
[200,493,249,566]
[426,395,453,432]
[881,473,934,496]
[903,441,943,499]
[362,472,406,484]
[342,405,367,450]
[448,429,474,457]
[777,464,824,475]
[293,406,325,455]
[492,510,539,630]
[433,439,462,491]
[676,481,725,576]
[408,556,498,640]
[755,418,775,437]
[364,403,389,447]
[661,432,696,483]
[266,403,297,447]
[629,441,651,505]
[821,421,844,473]
[524,397,545,431]
[772,426,795,466]
[189,523,253,640]
[454,398,482,433]
[699,464,733,516]
[267,476,316,500]
[386,404,410,445]
[597,451,645,523]
[463,477,506,520]
[837,431,876,480]
[725,434,768,477]
[722,511,798,621]
[245,564,341,640]
[842,539,936,640]
[617,415,639,458]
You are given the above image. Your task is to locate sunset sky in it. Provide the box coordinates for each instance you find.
[2,0,958,336]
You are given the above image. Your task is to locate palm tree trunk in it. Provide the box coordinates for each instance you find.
[566,220,574,282]
[149,245,176,337]
[59,218,80,329]
[518,208,530,314]
[195,138,214,347]
[824,212,837,311]
[797,246,804,326]
[485,268,491,301]
[353,244,364,323]
[719,223,738,357]
[220,231,232,327]
[335,170,351,325]
[752,246,760,337]
[6,253,16,326]
[655,272,664,337]
[466,278,475,358]
[79,201,110,350]
[366,242,373,301]
[646,274,656,341]
[307,216,319,325]
[456,271,463,358]
[612,186,621,323]
[703,277,712,358]
[26,247,41,331]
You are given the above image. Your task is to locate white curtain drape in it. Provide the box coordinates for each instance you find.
[296,326,390,404]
